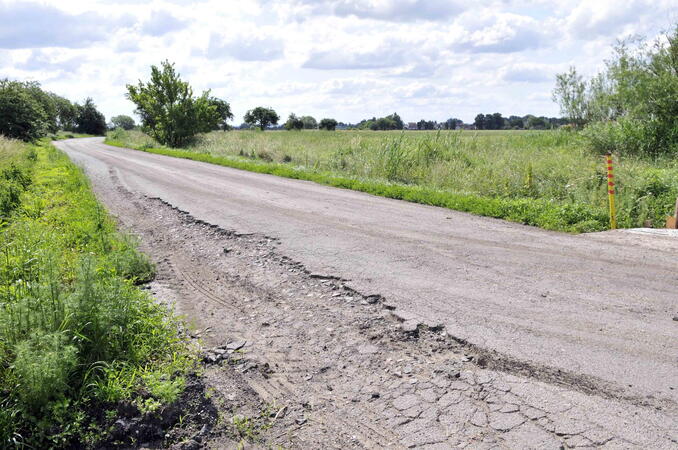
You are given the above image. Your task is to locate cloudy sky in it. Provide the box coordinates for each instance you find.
[1,0,675,124]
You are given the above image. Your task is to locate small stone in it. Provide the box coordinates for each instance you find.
[401,320,419,333]
[225,340,246,351]
[403,365,413,374]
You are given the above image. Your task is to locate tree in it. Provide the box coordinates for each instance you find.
[284,113,303,130]
[474,114,486,130]
[75,98,107,135]
[319,118,338,131]
[0,79,49,141]
[244,107,279,131]
[111,114,136,130]
[552,67,588,127]
[300,115,317,129]
[443,118,462,130]
[208,97,233,131]
[127,60,220,147]
[50,94,77,131]
[387,112,404,130]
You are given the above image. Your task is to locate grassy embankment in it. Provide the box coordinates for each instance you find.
[0,137,193,447]
[106,129,678,232]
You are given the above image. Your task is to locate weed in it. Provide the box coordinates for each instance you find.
[0,137,193,447]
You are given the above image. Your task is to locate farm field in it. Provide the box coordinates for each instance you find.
[108,129,678,232]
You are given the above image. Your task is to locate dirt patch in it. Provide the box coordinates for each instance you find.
[90,178,677,448]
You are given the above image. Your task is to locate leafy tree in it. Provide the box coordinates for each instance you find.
[127,60,220,147]
[75,98,107,135]
[319,118,338,131]
[111,114,136,130]
[300,115,317,129]
[507,115,524,129]
[208,97,233,131]
[443,118,462,130]
[284,113,303,130]
[474,114,486,130]
[387,112,404,130]
[525,115,547,129]
[244,106,279,131]
[555,25,678,155]
[50,94,77,131]
[417,120,436,130]
[0,79,49,141]
[552,67,588,127]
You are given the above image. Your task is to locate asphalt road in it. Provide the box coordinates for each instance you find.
[57,137,678,407]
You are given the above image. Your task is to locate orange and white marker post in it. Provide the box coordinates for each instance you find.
[606,153,617,229]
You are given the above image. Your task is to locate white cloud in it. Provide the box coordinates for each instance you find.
[1,0,672,124]
[141,10,189,36]
[207,33,284,61]
[0,2,134,49]
[500,63,555,83]
[302,0,467,22]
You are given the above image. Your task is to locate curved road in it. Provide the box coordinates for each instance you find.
[58,137,677,408]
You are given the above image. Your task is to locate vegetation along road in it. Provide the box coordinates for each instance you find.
[57,137,677,448]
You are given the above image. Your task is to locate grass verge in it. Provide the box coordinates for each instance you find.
[0,137,194,447]
[105,136,608,232]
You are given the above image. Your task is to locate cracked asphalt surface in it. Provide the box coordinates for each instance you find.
[57,138,677,448]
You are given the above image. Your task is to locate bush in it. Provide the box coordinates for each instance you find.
[111,114,135,130]
[0,81,49,141]
[13,332,78,411]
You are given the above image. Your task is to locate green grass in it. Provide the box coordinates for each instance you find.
[107,129,678,232]
[0,136,193,447]
[49,131,95,141]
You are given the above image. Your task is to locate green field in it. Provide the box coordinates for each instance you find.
[107,129,678,232]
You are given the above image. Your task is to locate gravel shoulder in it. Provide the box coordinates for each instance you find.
[56,138,678,448]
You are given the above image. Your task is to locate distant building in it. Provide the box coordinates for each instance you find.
[407,122,418,130]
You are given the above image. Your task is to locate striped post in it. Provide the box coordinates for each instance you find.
[606,153,617,230]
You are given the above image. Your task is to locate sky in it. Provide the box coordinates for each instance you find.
[1,0,675,124]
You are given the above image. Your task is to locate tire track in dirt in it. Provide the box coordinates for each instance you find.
[90,165,677,448]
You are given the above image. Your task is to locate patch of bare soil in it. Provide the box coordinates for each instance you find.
[98,175,677,449]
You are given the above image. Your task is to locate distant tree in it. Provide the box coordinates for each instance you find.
[474,114,486,130]
[208,97,233,131]
[525,115,547,129]
[127,60,220,147]
[300,115,317,129]
[387,112,404,130]
[75,98,107,135]
[244,107,279,131]
[552,67,588,127]
[319,118,338,131]
[0,79,49,141]
[50,93,77,131]
[507,115,524,129]
[284,113,304,130]
[443,118,462,130]
[111,114,136,130]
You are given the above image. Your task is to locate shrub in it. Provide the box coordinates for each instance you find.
[13,332,78,411]
[0,81,49,141]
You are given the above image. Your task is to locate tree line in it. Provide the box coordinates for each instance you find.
[0,79,107,141]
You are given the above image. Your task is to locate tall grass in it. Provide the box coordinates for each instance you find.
[108,129,678,231]
[0,137,192,447]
